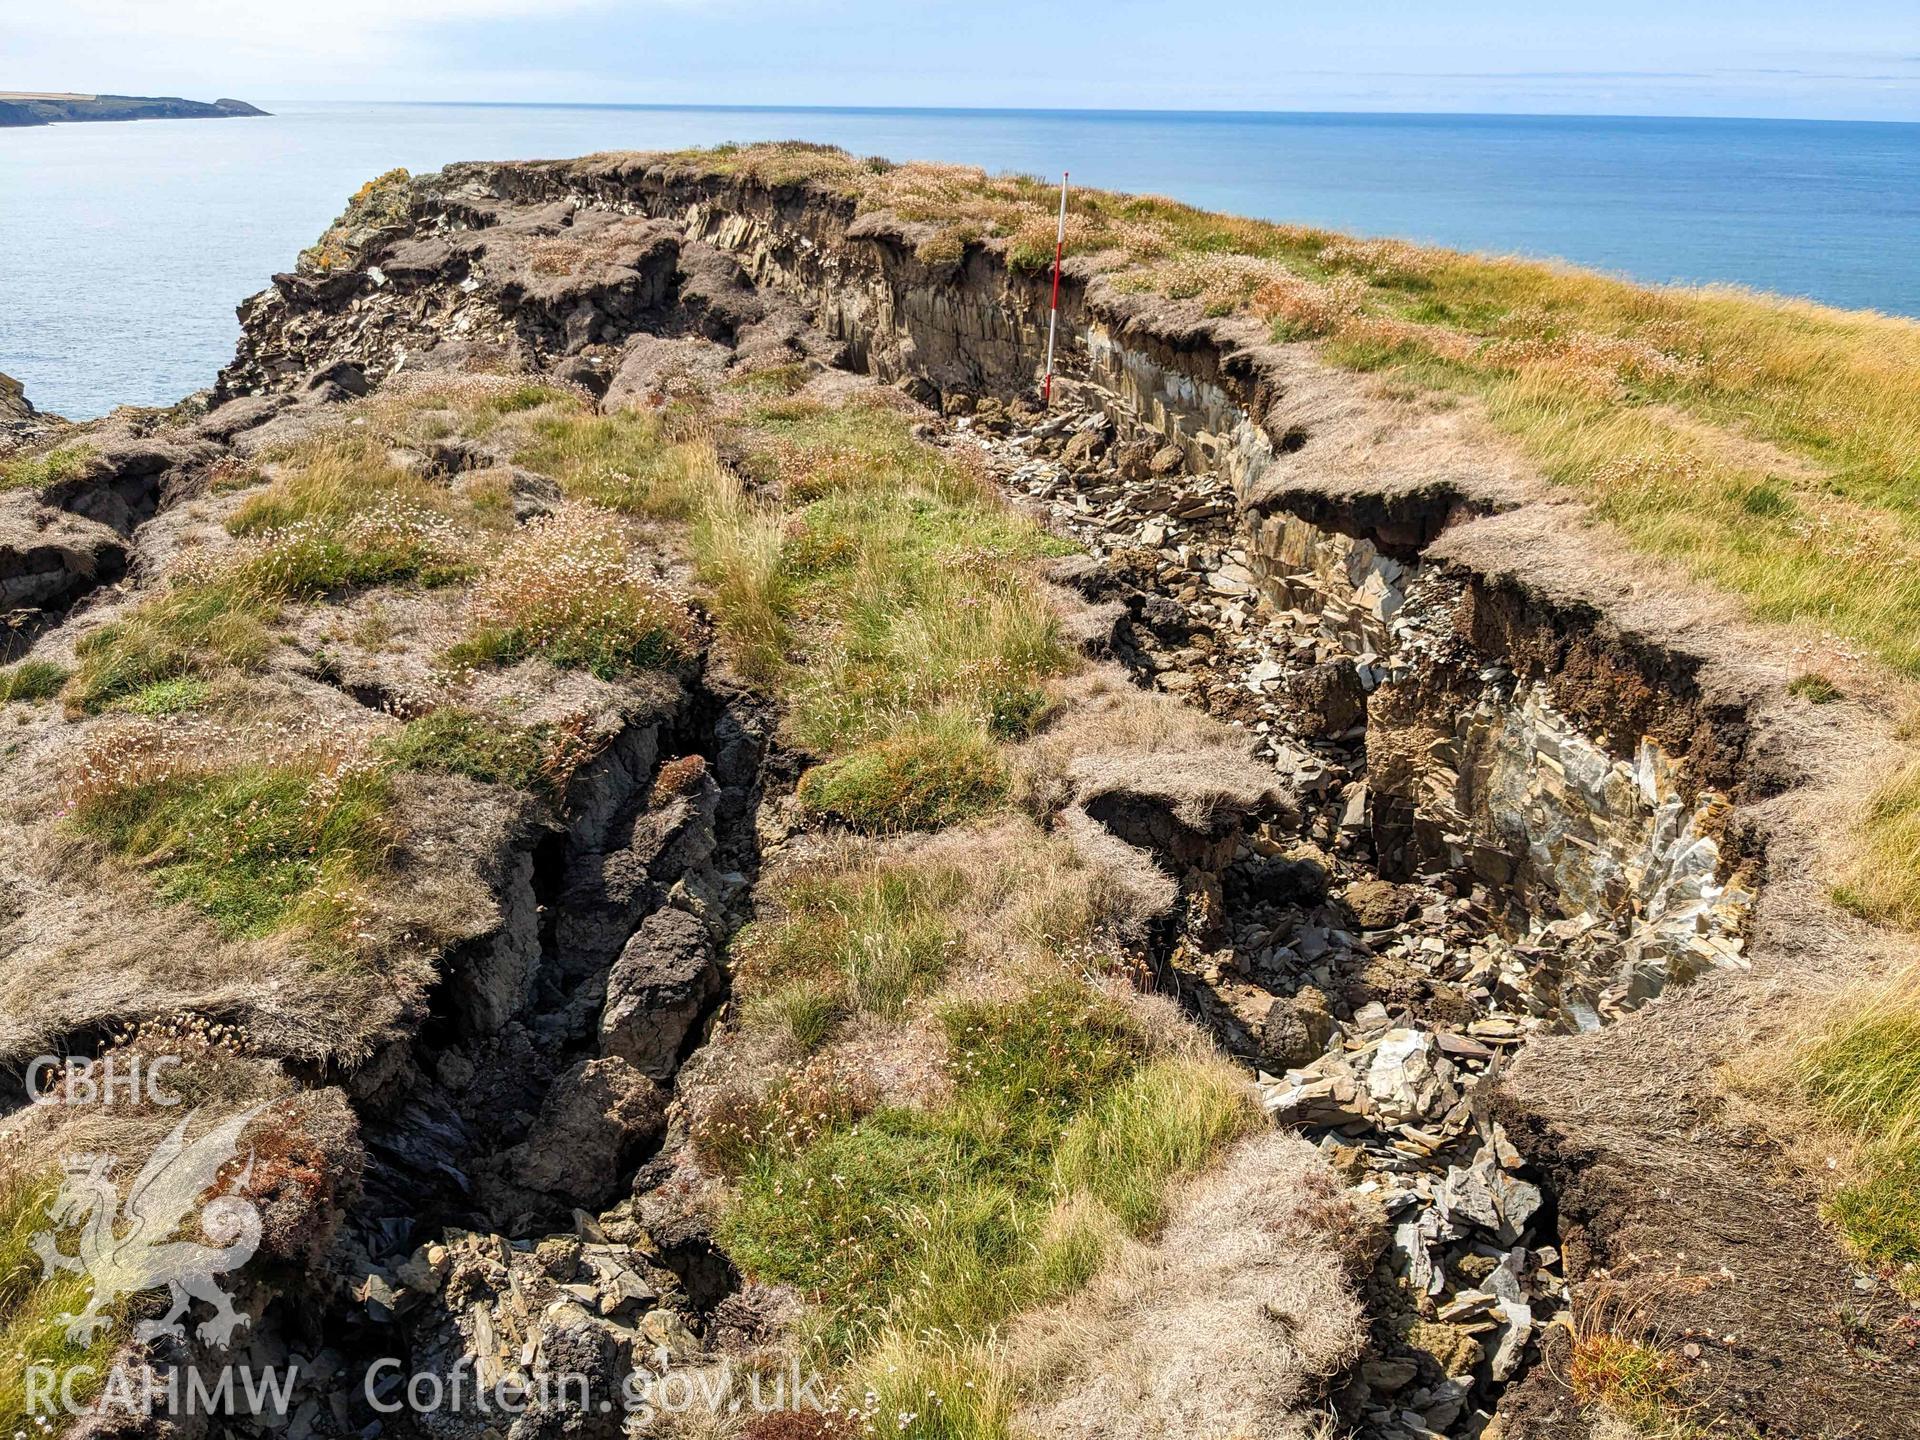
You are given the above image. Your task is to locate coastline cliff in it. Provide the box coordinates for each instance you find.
[0,92,267,126]
[0,147,1916,1440]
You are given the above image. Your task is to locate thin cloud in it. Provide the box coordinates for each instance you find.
[5,0,623,72]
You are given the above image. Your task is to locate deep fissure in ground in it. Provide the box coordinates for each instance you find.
[2,168,1771,1440]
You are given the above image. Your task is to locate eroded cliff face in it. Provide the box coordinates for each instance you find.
[203,158,1615,1438]
[2,152,1900,1440]
[221,156,1760,1019]
[0,370,36,429]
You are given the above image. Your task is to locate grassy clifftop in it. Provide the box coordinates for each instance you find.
[665,142,1920,679]
[643,141,1920,940]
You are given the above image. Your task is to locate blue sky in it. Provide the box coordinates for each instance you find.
[6,0,1918,120]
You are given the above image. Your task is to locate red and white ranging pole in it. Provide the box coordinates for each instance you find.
[1042,171,1069,408]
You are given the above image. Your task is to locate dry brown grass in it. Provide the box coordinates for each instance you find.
[1009,1131,1365,1440]
[1563,1277,1715,1439]
[1015,668,1240,798]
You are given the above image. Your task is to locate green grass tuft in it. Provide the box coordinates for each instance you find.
[1787,672,1842,704]
[715,981,1256,1367]
[114,676,214,716]
[69,754,394,945]
[0,660,69,705]
[795,720,1009,834]
[0,1169,118,1432]
[695,398,1075,740]
[67,579,277,714]
[743,977,845,1055]
[1053,1057,1261,1231]
[1568,1332,1706,1438]
[1827,1139,1920,1285]
[71,433,492,714]
[1835,761,1920,931]
[378,707,550,792]
[512,408,721,518]
[0,443,93,493]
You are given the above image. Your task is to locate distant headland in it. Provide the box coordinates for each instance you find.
[0,91,267,126]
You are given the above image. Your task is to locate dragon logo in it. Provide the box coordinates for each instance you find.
[31,1105,268,1349]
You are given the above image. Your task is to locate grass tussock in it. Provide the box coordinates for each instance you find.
[693,394,1073,833]
[113,676,215,716]
[448,504,691,677]
[734,854,967,1040]
[1052,1055,1259,1231]
[1834,759,1920,932]
[667,143,1920,681]
[0,1168,117,1432]
[58,702,572,958]
[64,729,395,951]
[0,442,93,493]
[840,1334,1012,1440]
[691,470,791,681]
[361,374,580,441]
[778,486,1068,754]
[1794,971,1920,1294]
[66,578,278,715]
[1786,672,1842,704]
[0,659,68,704]
[374,706,583,794]
[511,405,722,518]
[362,373,720,525]
[222,432,485,591]
[1567,1331,1706,1439]
[795,717,1009,834]
[716,981,1255,1357]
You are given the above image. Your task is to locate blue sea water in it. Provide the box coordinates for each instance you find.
[2,103,1916,419]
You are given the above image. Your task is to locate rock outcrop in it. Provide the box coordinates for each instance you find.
[0,369,34,426]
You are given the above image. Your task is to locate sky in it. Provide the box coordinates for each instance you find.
[4,0,1918,121]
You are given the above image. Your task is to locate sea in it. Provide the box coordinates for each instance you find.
[2,103,1916,419]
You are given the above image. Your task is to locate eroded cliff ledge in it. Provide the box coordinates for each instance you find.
[212,152,1919,1436]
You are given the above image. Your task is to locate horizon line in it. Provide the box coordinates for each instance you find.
[269,98,1920,127]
